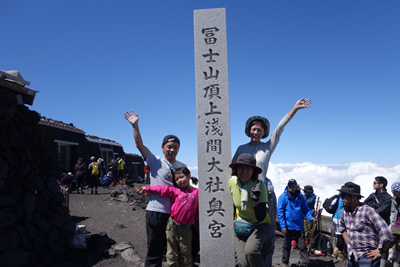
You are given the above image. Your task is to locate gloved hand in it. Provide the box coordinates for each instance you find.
[251,183,261,202]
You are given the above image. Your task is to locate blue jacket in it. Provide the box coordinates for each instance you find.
[278,188,314,231]
[332,197,344,221]
[306,193,316,216]
[100,175,113,186]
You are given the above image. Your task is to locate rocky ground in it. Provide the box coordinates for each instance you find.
[59,183,347,267]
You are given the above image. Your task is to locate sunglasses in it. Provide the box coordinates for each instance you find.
[288,184,297,188]
[340,192,348,199]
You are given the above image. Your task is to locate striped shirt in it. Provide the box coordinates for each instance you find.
[74,162,87,176]
[339,203,392,261]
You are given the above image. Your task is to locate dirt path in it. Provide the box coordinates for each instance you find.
[64,184,346,267]
[67,184,148,266]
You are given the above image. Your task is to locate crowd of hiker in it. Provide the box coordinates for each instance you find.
[61,97,398,267]
[58,156,128,194]
[122,98,400,267]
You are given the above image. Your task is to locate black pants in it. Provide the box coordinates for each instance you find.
[89,174,99,190]
[282,229,309,266]
[336,234,347,253]
[145,211,170,267]
[76,174,85,190]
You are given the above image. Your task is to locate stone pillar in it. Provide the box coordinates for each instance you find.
[194,8,235,266]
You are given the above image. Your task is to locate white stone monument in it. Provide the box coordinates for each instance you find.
[194,8,235,266]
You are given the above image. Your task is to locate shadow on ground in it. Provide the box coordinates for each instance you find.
[56,232,117,267]
[71,215,90,224]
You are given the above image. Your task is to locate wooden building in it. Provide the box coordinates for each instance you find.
[38,118,124,173]
[1,70,143,178]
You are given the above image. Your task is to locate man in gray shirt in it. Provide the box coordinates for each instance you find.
[124,110,186,267]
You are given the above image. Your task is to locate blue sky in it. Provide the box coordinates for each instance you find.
[2,1,400,200]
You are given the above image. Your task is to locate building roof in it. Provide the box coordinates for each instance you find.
[39,116,122,147]
[39,116,86,134]
[39,117,122,147]
[0,70,38,105]
[86,135,123,147]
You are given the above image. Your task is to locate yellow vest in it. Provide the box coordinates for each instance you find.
[118,159,124,170]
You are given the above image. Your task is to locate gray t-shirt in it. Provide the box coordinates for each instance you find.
[232,114,291,181]
[146,151,186,213]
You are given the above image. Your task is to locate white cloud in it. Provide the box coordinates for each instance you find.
[188,166,198,171]
[187,166,198,176]
[191,161,400,214]
[269,162,400,213]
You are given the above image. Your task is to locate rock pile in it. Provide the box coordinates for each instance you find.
[0,89,75,266]
[109,184,147,210]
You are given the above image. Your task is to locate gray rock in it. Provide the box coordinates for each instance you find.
[106,248,116,258]
[117,193,129,203]
[114,241,133,251]
[121,248,142,264]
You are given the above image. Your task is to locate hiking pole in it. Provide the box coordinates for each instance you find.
[308,196,321,254]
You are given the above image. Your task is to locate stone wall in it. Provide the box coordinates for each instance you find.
[0,88,75,266]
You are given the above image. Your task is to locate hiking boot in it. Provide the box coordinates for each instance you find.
[91,190,94,194]
[338,253,346,260]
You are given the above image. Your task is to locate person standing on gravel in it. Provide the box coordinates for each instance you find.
[232,98,312,267]
[74,158,87,194]
[124,110,186,267]
[339,182,392,267]
[88,156,100,195]
[278,179,315,267]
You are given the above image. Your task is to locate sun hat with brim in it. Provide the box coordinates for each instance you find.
[229,153,262,174]
[303,185,314,193]
[245,116,270,139]
[337,182,363,198]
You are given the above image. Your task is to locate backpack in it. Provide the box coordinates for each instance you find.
[91,163,99,175]
[311,232,333,255]
[364,193,379,209]
[323,194,339,214]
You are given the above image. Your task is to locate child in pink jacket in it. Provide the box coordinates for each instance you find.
[138,167,199,267]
